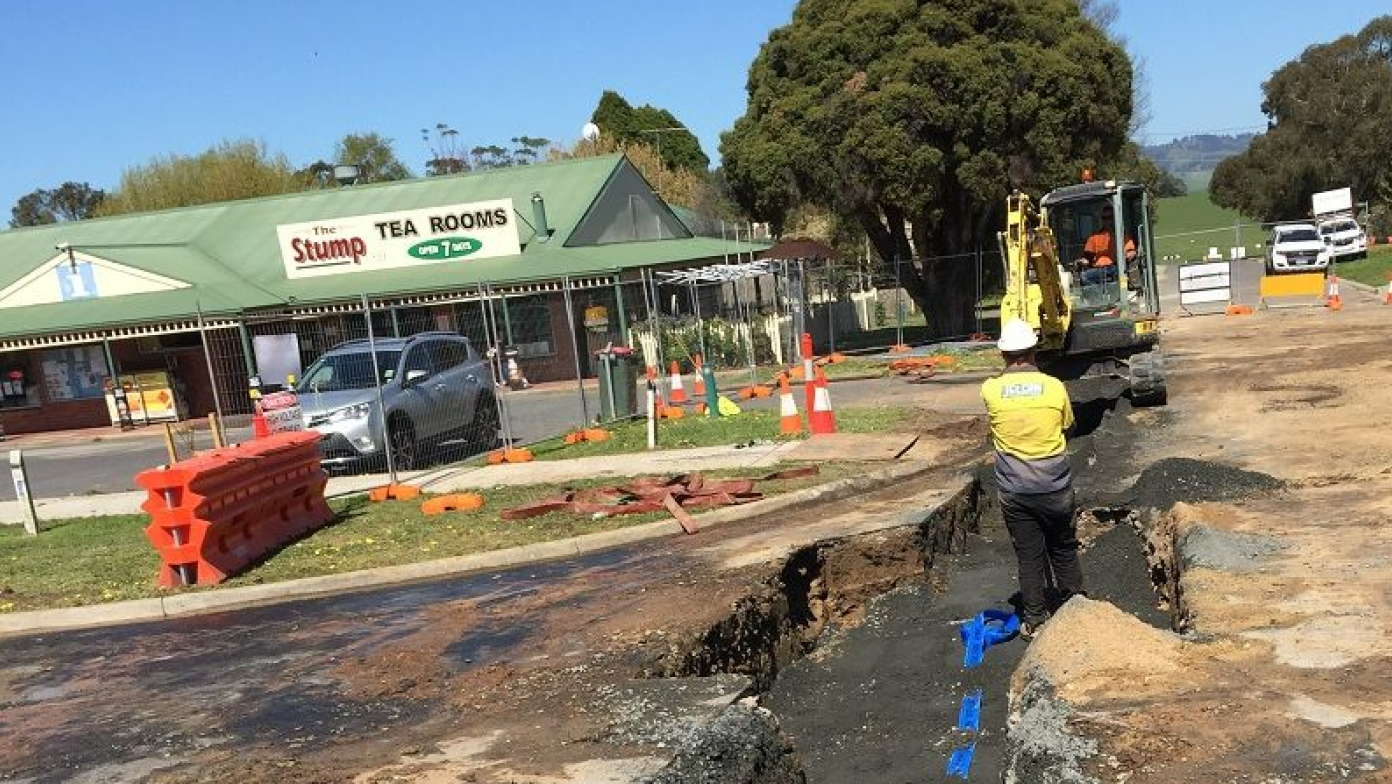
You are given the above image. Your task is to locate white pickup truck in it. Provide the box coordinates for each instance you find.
[1266,224,1331,274]
[1318,216,1367,261]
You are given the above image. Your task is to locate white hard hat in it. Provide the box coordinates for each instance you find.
[997,319,1039,352]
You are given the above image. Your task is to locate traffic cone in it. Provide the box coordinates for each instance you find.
[692,354,706,398]
[1384,272,1392,305]
[1325,274,1343,311]
[251,403,270,439]
[777,373,803,435]
[668,360,687,404]
[809,367,837,435]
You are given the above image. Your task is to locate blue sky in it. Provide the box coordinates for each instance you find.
[0,1,1385,216]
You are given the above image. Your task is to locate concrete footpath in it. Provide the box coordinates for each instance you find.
[0,442,800,525]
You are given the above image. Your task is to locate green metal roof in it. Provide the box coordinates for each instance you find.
[0,155,767,342]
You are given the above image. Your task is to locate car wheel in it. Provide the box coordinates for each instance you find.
[469,396,502,453]
[388,417,417,471]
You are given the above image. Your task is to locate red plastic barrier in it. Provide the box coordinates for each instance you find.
[135,431,333,587]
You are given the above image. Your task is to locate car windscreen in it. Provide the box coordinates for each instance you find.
[1279,229,1319,243]
[1320,221,1357,234]
[297,350,401,392]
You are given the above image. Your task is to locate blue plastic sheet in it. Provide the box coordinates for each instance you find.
[957,689,983,732]
[959,609,1021,668]
[946,743,976,778]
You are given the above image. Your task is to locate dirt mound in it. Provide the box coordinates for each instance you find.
[1124,457,1282,511]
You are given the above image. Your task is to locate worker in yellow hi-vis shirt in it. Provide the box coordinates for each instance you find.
[981,319,1083,638]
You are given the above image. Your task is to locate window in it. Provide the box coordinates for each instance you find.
[297,350,401,392]
[402,343,435,378]
[505,295,555,358]
[434,340,469,370]
[0,352,38,409]
[39,344,109,401]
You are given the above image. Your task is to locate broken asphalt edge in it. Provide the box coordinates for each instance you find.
[0,460,941,638]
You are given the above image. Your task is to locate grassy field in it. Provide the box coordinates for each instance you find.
[1153,191,1262,262]
[0,461,863,613]
[1333,244,1392,288]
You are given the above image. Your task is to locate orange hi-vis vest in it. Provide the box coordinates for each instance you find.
[1083,230,1136,268]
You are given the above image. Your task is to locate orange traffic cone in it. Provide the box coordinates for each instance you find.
[692,354,707,398]
[668,360,687,404]
[1325,274,1343,310]
[809,367,837,435]
[251,403,270,439]
[777,372,803,435]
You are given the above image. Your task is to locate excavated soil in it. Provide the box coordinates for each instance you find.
[1004,296,1392,783]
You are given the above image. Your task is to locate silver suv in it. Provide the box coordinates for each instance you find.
[296,333,499,472]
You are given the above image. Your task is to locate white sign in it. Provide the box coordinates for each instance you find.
[1178,260,1232,308]
[1312,187,1353,217]
[263,406,305,434]
[276,198,521,279]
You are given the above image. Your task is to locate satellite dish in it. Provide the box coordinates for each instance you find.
[581,122,601,142]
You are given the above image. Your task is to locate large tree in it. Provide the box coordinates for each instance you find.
[590,90,710,172]
[1210,16,1392,227]
[9,181,105,228]
[96,140,302,216]
[721,0,1133,337]
[334,133,412,182]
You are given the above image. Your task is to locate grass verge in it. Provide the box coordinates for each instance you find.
[526,405,916,461]
[0,461,868,613]
[1332,245,1392,289]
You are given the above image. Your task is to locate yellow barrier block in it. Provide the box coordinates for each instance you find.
[1259,272,1325,299]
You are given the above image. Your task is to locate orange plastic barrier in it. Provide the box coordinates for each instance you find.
[135,431,333,587]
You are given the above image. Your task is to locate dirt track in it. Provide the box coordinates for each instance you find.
[1008,289,1392,782]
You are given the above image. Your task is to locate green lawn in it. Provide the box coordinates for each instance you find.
[0,461,862,613]
[1153,191,1261,262]
[1333,244,1392,288]
[528,404,917,461]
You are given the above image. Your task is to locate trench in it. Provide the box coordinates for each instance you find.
[639,478,984,783]
[638,388,1284,782]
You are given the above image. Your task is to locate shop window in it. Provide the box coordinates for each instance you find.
[0,352,39,409]
[38,344,109,402]
[503,295,555,358]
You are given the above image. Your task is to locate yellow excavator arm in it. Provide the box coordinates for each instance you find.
[998,192,1072,352]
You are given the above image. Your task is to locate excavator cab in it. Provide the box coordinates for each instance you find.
[999,180,1166,405]
[1041,181,1160,319]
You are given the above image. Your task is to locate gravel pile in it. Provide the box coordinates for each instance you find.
[1124,457,1283,511]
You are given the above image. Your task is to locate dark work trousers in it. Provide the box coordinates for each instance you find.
[999,486,1084,624]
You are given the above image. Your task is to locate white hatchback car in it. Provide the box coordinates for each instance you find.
[1266,224,1331,274]
[1318,217,1367,261]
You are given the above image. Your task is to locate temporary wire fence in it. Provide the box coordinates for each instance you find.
[178,251,1005,483]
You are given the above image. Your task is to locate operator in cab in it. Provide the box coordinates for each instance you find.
[981,319,1084,638]
[1080,203,1136,287]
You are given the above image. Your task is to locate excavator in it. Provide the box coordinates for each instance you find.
[997,178,1166,405]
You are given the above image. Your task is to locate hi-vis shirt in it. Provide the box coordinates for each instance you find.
[981,367,1075,494]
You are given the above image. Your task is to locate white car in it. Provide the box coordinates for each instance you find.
[1266,224,1331,274]
[1318,217,1367,261]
